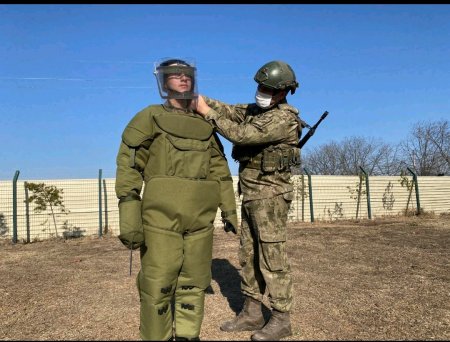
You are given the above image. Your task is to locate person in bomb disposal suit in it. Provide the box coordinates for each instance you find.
[191,60,302,341]
[115,57,238,341]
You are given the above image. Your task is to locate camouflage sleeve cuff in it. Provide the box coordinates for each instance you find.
[203,95,213,105]
[205,108,222,122]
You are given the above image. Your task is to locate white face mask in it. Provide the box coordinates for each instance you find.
[255,90,272,108]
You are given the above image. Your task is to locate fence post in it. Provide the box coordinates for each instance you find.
[12,170,20,244]
[24,182,31,243]
[102,179,108,235]
[407,167,421,215]
[303,167,314,222]
[359,166,372,219]
[301,174,305,222]
[98,169,103,237]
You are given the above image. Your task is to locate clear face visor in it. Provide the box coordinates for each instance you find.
[153,61,198,100]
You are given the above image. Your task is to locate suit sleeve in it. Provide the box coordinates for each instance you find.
[115,109,153,249]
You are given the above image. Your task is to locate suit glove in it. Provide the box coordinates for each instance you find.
[118,198,144,250]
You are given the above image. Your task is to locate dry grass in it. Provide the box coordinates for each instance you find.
[1,214,449,340]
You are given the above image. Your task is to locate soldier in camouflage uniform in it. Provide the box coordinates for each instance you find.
[115,58,238,341]
[191,61,302,341]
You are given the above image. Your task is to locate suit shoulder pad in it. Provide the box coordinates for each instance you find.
[122,106,155,147]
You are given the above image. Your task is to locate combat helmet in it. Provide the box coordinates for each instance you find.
[254,60,299,94]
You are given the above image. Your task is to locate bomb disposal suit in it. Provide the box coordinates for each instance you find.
[115,58,237,341]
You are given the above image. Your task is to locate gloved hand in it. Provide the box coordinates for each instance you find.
[223,221,237,234]
[221,211,239,235]
[118,231,144,250]
[118,198,144,250]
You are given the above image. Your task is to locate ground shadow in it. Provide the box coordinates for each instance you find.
[210,258,271,320]
[210,258,241,313]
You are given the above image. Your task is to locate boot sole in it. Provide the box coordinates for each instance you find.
[250,329,293,341]
[220,324,265,332]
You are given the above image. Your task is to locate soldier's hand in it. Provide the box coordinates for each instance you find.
[191,95,211,116]
[223,220,237,235]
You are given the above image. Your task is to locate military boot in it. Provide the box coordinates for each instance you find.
[251,310,292,341]
[220,296,265,332]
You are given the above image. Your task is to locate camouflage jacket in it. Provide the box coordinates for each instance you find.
[203,96,302,201]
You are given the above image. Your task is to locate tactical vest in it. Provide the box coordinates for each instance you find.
[230,102,301,174]
[232,144,301,173]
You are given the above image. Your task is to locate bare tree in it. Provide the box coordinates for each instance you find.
[300,141,341,175]
[372,144,403,176]
[427,120,450,169]
[400,120,450,175]
[302,136,398,175]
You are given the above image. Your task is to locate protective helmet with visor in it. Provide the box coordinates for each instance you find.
[154,57,198,100]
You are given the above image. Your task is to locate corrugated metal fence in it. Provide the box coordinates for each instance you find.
[1,171,449,243]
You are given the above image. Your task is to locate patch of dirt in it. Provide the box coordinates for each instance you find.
[1,214,449,340]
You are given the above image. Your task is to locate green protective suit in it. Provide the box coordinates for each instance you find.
[115,103,238,340]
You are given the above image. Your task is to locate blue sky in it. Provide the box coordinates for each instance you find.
[1,4,449,180]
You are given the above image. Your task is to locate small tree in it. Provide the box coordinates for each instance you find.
[399,172,415,215]
[382,181,396,214]
[24,182,68,237]
[324,202,344,221]
[347,178,366,219]
[292,175,309,222]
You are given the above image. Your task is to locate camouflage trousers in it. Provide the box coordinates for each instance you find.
[239,193,293,312]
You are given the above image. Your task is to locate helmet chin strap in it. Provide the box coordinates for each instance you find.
[269,91,289,109]
[270,89,288,105]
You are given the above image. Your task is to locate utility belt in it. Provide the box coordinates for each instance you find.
[240,146,301,173]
